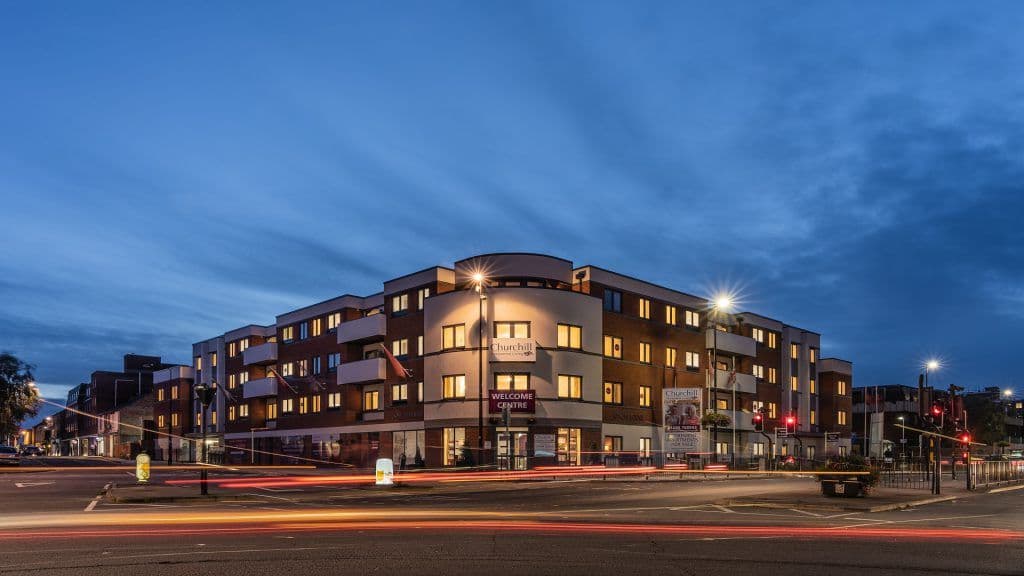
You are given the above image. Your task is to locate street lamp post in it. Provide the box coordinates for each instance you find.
[473,273,487,467]
[194,382,216,496]
[709,296,731,465]
[897,416,905,459]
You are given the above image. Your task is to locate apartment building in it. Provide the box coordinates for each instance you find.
[184,253,852,468]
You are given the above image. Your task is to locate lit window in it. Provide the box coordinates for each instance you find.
[791,376,799,391]
[417,288,430,310]
[363,390,380,411]
[171,413,179,426]
[442,324,466,349]
[639,342,651,364]
[639,385,651,408]
[282,326,295,342]
[791,343,799,359]
[838,411,847,425]
[666,347,677,369]
[767,332,777,349]
[194,356,202,371]
[751,328,764,343]
[417,381,423,402]
[685,310,700,328]
[311,318,323,337]
[392,339,409,357]
[228,341,237,357]
[443,375,466,399]
[327,312,341,331]
[603,436,623,452]
[228,406,236,421]
[752,364,764,379]
[392,294,409,315]
[298,396,309,414]
[685,351,700,370]
[768,367,777,384]
[838,380,847,395]
[557,324,582,349]
[210,353,217,367]
[715,442,729,455]
[666,305,677,326]
[443,427,466,466]
[494,374,529,390]
[638,298,650,319]
[716,398,729,410]
[603,289,622,312]
[171,384,178,400]
[640,437,652,458]
[228,374,236,389]
[603,382,622,404]
[157,387,165,402]
[603,335,622,358]
[239,338,249,353]
[281,363,294,377]
[296,359,308,377]
[557,375,582,399]
[281,398,294,413]
[327,392,342,409]
[495,321,530,339]
[393,383,408,403]
[417,336,424,356]
[267,399,278,420]
[158,415,165,427]
[767,402,777,418]
[810,379,817,394]
[809,348,817,363]
[810,410,817,425]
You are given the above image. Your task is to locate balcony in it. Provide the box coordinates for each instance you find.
[712,370,757,394]
[337,357,387,385]
[360,411,385,422]
[337,314,387,344]
[705,329,756,357]
[243,342,278,366]
[243,377,278,399]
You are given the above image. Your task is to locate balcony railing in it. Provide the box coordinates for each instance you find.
[242,377,278,399]
[712,370,757,394]
[337,314,387,344]
[705,329,756,357]
[243,342,278,366]
[337,357,387,385]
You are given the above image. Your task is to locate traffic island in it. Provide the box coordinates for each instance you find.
[722,486,965,513]
[106,482,229,504]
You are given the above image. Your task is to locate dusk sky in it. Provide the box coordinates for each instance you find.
[2,3,1022,409]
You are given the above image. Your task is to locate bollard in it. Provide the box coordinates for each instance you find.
[375,458,394,486]
[135,453,151,484]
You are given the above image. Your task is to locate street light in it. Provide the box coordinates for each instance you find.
[897,416,905,458]
[709,294,732,465]
[194,382,216,496]
[472,272,487,467]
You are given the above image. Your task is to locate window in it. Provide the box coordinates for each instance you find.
[282,326,295,342]
[393,383,408,403]
[806,445,816,460]
[767,332,777,349]
[603,335,622,358]
[157,387,165,401]
[666,305,677,326]
[781,444,788,456]
[443,427,466,466]
[267,399,278,420]
[791,376,799,391]
[838,411,847,425]
[442,324,466,349]
[557,324,582,349]
[327,312,341,331]
[752,364,764,379]
[328,353,340,372]
[210,352,217,367]
[417,335,424,356]
[392,338,409,357]
[171,413,179,426]
[603,436,623,452]
[392,293,409,315]
[639,385,651,407]
[751,328,764,343]
[281,362,294,377]
[752,442,765,456]
[638,298,650,319]
[312,395,321,413]
[312,356,321,374]
[494,373,529,390]
[558,375,582,400]
[685,310,700,328]
[767,402,777,418]
[495,321,530,339]
[194,356,202,371]
[837,380,848,395]
[327,392,342,409]
[158,414,165,427]
[417,288,430,310]
[809,348,817,363]
[296,359,309,377]
[298,396,309,414]
[281,398,294,413]
[299,322,309,340]
[228,341,237,357]
[228,406,236,421]
[640,437,652,458]
[810,378,817,394]
[238,338,249,353]
[443,375,466,399]
[810,410,816,425]
[838,445,848,457]
[171,384,178,400]
[417,381,424,402]
[603,382,622,404]
[228,374,238,389]
[685,351,700,370]
[639,342,651,364]
[311,318,323,337]
[768,367,777,384]
[666,347,677,369]
[715,442,729,455]
[790,343,799,358]
[557,428,581,466]
[716,398,729,410]
[363,390,380,411]
[603,289,622,312]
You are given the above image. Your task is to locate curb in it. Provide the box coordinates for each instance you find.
[722,494,960,513]
[0,468,57,474]
[107,491,228,504]
[867,495,958,513]
[988,484,1024,494]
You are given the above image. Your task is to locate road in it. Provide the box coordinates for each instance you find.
[1,462,1021,575]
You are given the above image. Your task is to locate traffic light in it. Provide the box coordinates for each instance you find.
[959,432,971,445]
[931,402,944,418]
[785,414,797,434]
[753,410,764,431]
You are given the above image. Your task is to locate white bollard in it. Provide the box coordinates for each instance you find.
[375,458,394,486]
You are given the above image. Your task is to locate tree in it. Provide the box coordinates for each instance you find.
[0,353,38,443]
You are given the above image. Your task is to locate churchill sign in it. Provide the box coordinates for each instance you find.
[488,390,536,414]
[490,338,536,362]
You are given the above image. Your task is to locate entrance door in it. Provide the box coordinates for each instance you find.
[497,429,529,470]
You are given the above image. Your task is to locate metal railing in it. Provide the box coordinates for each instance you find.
[969,460,1024,489]
[878,457,932,490]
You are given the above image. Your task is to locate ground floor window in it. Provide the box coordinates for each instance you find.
[603,435,623,453]
[752,442,765,456]
[443,427,466,466]
[715,442,729,455]
[806,445,816,460]
[781,443,788,456]
[640,437,652,458]
[557,428,581,466]
[392,430,425,468]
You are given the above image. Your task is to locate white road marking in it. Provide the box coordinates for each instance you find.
[711,505,736,514]
[84,483,111,512]
[14,481,55,488]
[790,508,822,517]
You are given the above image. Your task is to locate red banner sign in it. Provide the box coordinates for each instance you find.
[488,390,536,414]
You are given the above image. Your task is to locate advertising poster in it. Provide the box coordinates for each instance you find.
[663,388,702,453]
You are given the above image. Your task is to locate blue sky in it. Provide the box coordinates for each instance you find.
[2,2,1022,410]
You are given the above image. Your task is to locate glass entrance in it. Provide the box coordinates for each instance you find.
[497,429,529,470]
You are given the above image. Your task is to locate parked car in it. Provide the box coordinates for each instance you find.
[20,446,43,457]
[0,446,20,466]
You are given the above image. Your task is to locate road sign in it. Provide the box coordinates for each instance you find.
[775,427,788,439]
[826,432,839,443]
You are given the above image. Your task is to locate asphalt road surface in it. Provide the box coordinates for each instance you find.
[1,464,1021,575]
